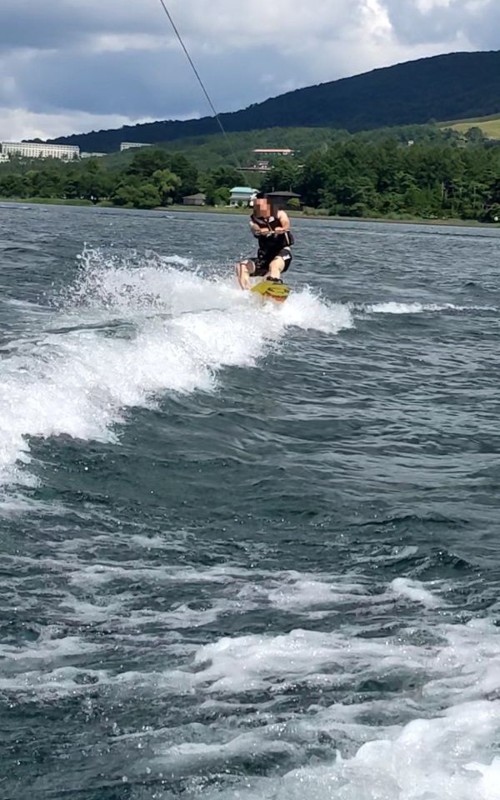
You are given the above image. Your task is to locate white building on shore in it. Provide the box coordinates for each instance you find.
[120,142,152,151]
[229,186,257,207]
[0,142,80,160]
[253,148,295,157]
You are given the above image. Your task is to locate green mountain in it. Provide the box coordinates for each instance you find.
[51,50,500,153]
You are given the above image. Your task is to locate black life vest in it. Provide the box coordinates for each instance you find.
[251,213,295,252]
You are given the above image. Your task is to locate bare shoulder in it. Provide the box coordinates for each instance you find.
[277,209,291,228]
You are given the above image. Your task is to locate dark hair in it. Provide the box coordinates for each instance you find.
[255,191,266,199]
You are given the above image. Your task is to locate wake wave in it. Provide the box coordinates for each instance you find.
[361,301,497,315]
[0,248,352,487]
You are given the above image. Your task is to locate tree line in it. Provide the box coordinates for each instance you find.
[1,134,500,222]
[0,150,242,209]
[263,133,500,222]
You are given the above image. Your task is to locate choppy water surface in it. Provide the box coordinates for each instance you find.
[1,204,500,799]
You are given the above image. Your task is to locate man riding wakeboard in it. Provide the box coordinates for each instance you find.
[236,193,294,290]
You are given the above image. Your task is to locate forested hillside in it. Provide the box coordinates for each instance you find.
[100,124,456,171]
[50,51,500,153]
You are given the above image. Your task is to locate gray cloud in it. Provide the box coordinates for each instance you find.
[3,45,291,119]
[0,0,159,52]
[382,0,497,46]
[0,0,499,140]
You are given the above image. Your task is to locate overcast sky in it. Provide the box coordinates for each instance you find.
[1,0,499,141]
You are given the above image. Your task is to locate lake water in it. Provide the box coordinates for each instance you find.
[1,203,500,799]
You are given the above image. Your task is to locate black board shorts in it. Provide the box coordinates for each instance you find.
[246,247,292,277]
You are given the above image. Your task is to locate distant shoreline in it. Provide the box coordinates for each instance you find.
[167,204,498,229]
[0,196,498,229]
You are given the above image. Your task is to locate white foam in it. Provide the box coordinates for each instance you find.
[191,628,429,695]
[0,667,108,699]
[0,248,352,487]
[187,617,500,707]
[67,562,252,589]
[364,301,497,315]
[366,301,441,314]
[281,291,352,334]
[0,634,101,665]
[177,619,500,800]
[0,664,196,702]
[152,733,298,774]
[273,700,500,800]
[465,758,500,800]
[391,577,443,608]
[240,572,370,614]
[267,578,349,611]
[4,556,500,800]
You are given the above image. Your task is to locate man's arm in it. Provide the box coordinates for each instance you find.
[250,219,268,237]
[273,210,290,233]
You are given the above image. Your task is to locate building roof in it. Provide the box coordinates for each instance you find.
[183,192,206,199]
[230,186,255,193]
[266,191,301,198]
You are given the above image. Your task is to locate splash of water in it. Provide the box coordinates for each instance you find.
[0,247,352,487]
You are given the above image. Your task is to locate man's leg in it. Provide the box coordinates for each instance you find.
[266,247,292,281]
[266,255,285,280]
[235,260,254,290]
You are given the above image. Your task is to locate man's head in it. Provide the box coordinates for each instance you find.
[253,194,272,218]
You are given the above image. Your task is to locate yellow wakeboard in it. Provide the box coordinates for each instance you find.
[250,280,290,303]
